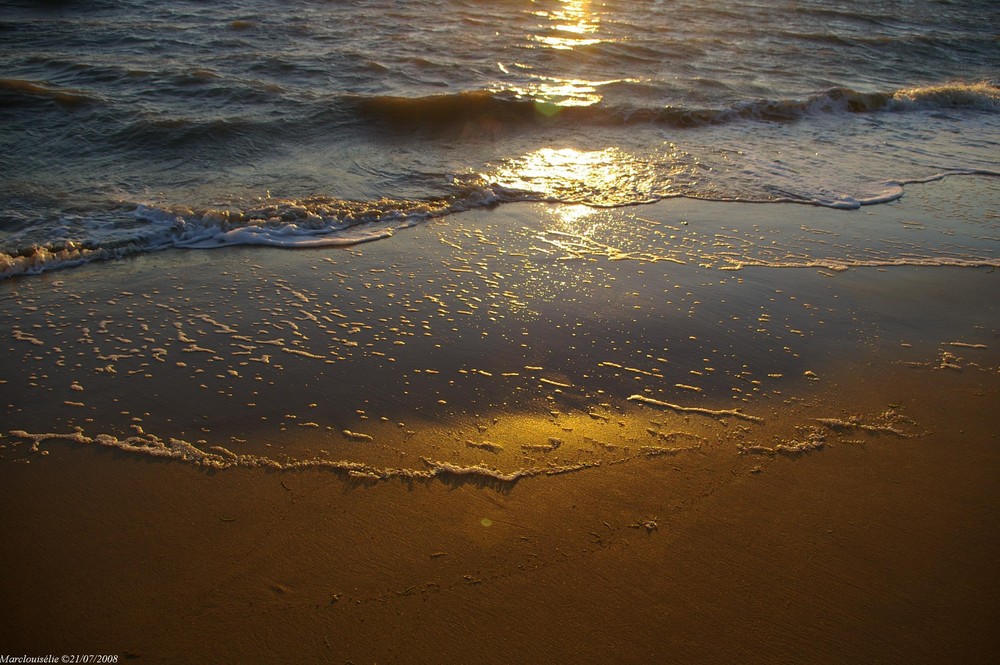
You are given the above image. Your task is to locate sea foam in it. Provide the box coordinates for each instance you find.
[8,428,600,487]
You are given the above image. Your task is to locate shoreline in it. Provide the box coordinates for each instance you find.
[2,189,999,662]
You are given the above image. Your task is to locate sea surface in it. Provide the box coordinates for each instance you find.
[1,0,998,277]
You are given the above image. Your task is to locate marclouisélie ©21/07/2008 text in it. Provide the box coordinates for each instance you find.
[0,656,121,664]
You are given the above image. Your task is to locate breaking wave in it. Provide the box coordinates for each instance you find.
[84,82,1000,156]
[348,82,1000,132]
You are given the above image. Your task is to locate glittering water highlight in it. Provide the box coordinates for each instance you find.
[1,0,998,277]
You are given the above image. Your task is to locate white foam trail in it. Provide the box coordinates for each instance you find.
[0,185,508,279]
[8,428,599,486]
[737,437,825,457]
[2,165,997,279]
[628,395,764,422]
[719,256,1000,272]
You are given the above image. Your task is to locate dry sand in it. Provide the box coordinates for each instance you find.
[1,185,999,663]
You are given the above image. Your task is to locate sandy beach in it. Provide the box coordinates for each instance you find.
[2,183,999,663]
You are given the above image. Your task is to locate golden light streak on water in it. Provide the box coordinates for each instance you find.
[531,0,604,50]
[502,77,605,108]
[488,147,666,205]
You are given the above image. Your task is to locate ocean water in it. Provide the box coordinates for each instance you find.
[1,0,998,277]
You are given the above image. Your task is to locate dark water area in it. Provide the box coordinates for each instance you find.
[1,0,998,276]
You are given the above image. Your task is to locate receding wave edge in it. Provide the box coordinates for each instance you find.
[2,168,997,279]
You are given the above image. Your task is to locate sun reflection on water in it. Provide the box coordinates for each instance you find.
[487,147,663,206]
[500,76,604,108]
[550,202,597,227]
[531,0,604,50]
[491,1,622,112]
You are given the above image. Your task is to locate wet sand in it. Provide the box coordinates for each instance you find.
[2,184,999,663]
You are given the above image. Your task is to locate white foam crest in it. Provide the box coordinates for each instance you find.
[889,83,1000,112]
[0,242,145,279]
[741,83,1000,122]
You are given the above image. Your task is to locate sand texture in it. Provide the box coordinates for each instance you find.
[2,186,999,663]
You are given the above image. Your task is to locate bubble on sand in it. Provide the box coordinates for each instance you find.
[466,440,504,453]
[628,395,764,422]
